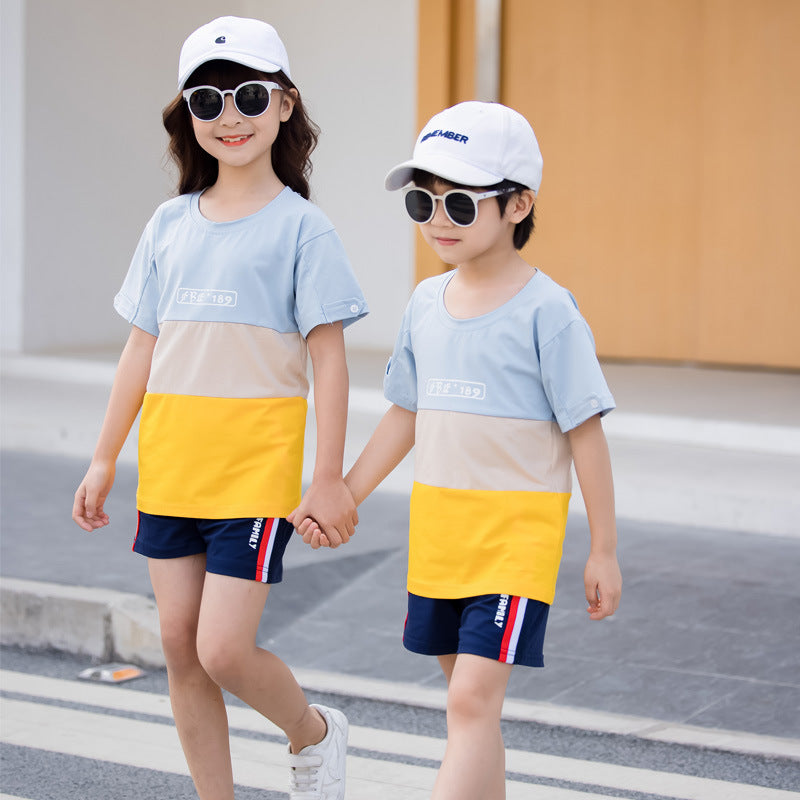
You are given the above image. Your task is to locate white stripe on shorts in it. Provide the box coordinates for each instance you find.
[505,597,528,663]
[259,517,281,583]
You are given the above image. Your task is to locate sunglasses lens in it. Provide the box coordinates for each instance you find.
[444,192,477,226]
[234,83,271,117]
[405,190,434,223]
[188,88,224,121]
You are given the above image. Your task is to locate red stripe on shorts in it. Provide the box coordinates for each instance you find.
[132,511,141,552]
[255,518,275,583]
[499,595,521,663]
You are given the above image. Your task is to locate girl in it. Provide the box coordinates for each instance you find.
[72,16,365,800]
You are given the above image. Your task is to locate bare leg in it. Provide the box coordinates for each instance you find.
[149,555,234,800]
[195,572,326,753]
[431,653,512,800]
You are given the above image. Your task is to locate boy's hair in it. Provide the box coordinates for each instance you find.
[162,59,320,199]
[412,169,535,250]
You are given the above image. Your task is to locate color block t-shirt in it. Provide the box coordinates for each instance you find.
[115,188,367,519]
[384,269,613,604]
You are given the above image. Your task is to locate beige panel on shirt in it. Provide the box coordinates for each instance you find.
[414,409,572,493]
[147,320,309,399]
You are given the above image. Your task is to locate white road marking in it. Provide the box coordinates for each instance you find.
[1,670,797,800]
[0,696,613,800]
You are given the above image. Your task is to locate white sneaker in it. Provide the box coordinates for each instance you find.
[287,704,348,800]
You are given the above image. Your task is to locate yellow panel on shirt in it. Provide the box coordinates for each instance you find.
[408,410,573,604]
[136,320,309,519]
[137,394,307,519]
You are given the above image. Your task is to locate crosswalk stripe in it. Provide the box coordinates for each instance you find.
[1,670,796,800]
[0,697,614,800]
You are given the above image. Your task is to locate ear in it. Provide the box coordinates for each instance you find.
[505,189,536,223]
[280,87,298,122]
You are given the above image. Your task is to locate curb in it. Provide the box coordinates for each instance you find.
[1,579,798,762]
[0,578,165,669]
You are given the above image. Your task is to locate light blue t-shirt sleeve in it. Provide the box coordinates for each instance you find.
[293,228,368,338]
[540,317,615,432]
[113,215,160,336]
[383,302,418,412]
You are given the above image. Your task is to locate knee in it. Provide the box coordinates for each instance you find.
[196,632,247,690]
[446,675,492,724]
[159,619,200,675]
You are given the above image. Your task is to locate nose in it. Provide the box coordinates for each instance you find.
[218,94,240,124]
[429,198,451,226]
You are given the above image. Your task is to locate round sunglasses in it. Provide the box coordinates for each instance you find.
[182,80,284,122]
[403,186,515,227]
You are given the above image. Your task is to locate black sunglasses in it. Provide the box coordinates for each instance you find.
[403,186,515,227]
[182,80,283,122]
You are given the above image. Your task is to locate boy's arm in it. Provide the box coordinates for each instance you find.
[346,403,416,505]
[297,403,416,548]
[567,414,622,620]
[288,321,356,547]
[72,325,157,531]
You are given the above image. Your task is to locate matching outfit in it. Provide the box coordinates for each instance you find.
[385,268,614,663]
[118,186,614,664]
[116,187,367,578]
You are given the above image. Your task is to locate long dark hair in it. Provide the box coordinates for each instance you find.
[162,60,319,199]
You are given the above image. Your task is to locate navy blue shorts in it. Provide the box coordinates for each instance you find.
[403,593,550,667]
[133,512,294,584]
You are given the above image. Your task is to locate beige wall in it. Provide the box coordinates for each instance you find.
[415,0,800,369]
[504,0,800,369]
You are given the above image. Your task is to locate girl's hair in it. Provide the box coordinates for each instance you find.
[162,59,320,198]
[412,169,535,250]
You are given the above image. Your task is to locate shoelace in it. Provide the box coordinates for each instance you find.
[289,753,323,796]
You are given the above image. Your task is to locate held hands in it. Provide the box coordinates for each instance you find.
[294,517,327,549]
[584,551,622,621]
[287,476,357,550]
[72,461,116,532]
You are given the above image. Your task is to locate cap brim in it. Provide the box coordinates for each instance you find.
[178,53,285,90]
[385,154,503,191]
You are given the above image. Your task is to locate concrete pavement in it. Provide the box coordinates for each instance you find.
[1,348,799,761]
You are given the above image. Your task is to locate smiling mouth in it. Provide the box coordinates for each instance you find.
[219,135,252,146]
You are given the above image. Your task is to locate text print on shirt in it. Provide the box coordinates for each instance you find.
[426,378,486,400]
[176,287,238,306]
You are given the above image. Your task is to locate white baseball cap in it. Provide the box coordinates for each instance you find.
[178,16,291,90]
[385,101,543,193]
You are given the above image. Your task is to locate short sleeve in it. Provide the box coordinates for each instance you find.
[539,318,615,432]
[383,303,417,412]
[293,229,368,338]
[113,216,160,336]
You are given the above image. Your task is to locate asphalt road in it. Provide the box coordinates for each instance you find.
[3,447,800,744]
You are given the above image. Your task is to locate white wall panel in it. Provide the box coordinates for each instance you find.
[8,0,416,354]
[1,0,25,352]
[243,0,418,352]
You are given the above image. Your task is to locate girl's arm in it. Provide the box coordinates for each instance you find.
[72,325,157,531]
[567,414,622,620]
[288,321,356,547]
[296,403,416,548]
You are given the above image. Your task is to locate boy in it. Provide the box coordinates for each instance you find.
[295,101,622,799]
